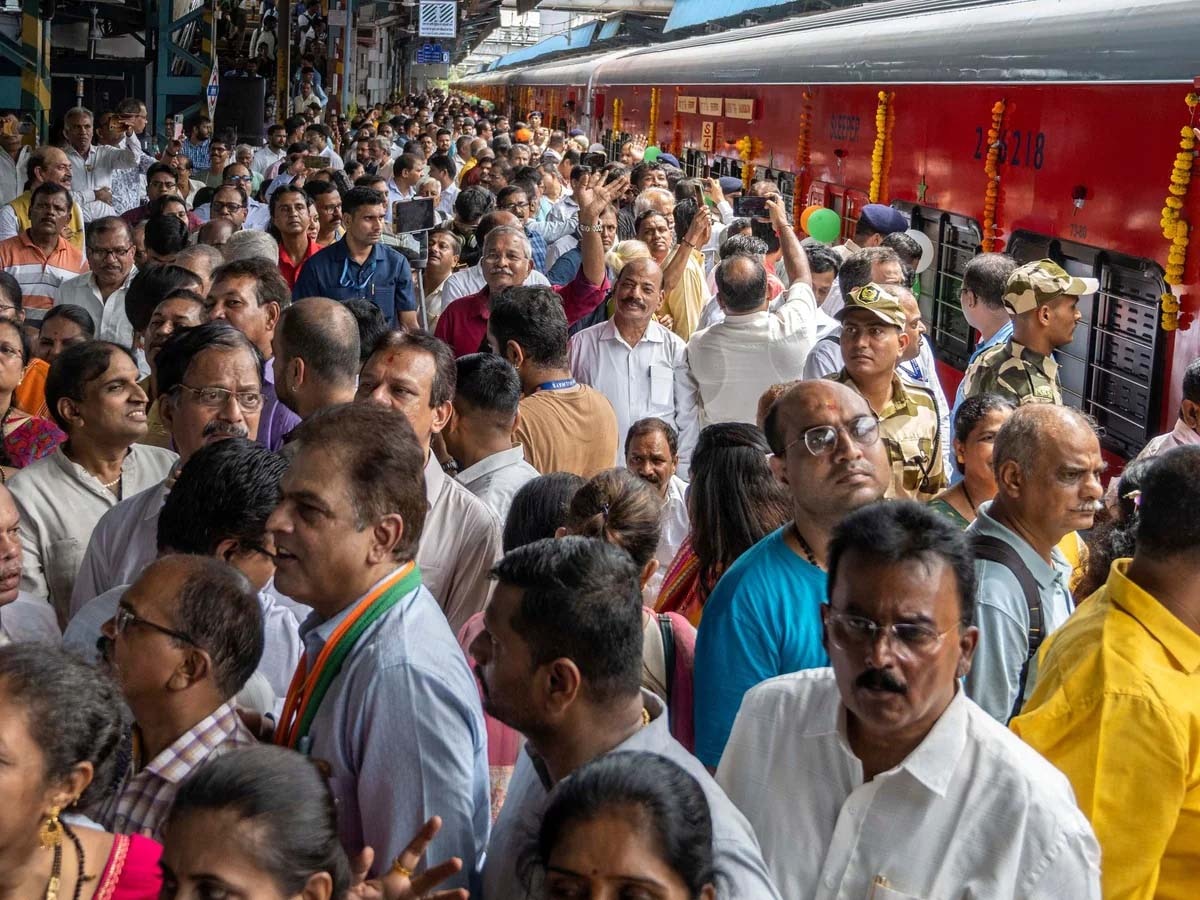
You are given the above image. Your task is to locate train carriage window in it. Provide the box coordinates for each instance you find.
[895,203,982,372]
[683,149,706,179]
[1006,231,1166,459]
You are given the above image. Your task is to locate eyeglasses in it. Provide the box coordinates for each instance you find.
[176,383,264,411]
[785,414,880,457]
[499,201,529,213]
[114,604,199,646]
[224,175,253,183]
[88,245,132,259]
[825,611,957,658]
[149,180,177,190]
[212,201,246,214]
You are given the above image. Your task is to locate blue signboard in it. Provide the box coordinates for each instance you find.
[416,42,451,65]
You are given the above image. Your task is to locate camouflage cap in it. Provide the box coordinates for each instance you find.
[1003,259,1100,315]
[835,282,907,328]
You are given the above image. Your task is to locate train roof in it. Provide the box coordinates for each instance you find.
[463,0,1200,88]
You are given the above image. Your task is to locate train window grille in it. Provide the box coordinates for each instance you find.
[602,130,629,163]
[1006,231,1165,459]
[895,203,982,373]
[682,150,706,179]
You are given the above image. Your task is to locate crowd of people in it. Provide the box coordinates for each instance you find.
[0,87,1196,900]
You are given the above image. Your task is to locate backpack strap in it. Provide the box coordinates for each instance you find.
[970,534,1043,721]
[657,613,676,733]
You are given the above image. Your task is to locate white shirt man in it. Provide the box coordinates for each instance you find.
[57,267,138,348]
[719,668,1100,900]
[440,263,550,306]
[569,318,700,475]
[0,144,30,207]
[66,132,149,209]
[685,279,818,426]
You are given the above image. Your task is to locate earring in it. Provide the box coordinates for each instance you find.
[38,805,62,850]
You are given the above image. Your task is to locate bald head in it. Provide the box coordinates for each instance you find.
[716,254,769,314]
[277,297,361,388]
[476,210,521,247]
[993,404,1098,477]
[765,379,890,518]
[175,244,224,294]
[617,257,663,286]
[198,218,235,249]
[894,285,922,363]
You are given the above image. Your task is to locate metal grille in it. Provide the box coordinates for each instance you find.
[894,204,983,372]
[1007,231,1165,458]
[601,129,629,164]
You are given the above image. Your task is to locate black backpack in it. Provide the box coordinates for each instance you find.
[971,534,1047,722]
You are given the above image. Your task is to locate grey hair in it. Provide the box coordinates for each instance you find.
[64,106,93,123]
[633,187,674,217]
[235,144,255,159]
[992,404,1098,477]
[417,176,440,193]
[176,242,226,271]
[483,224,532,259]
[223,230,280,264]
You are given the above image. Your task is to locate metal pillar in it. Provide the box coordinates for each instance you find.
[152,0,215,136]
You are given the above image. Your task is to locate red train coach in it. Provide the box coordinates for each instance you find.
[458,0,1200,462]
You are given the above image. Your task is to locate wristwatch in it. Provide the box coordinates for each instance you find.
[578,221,603,233]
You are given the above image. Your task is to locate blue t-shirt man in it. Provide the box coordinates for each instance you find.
[292,237,415,326]
[693,525,829,768]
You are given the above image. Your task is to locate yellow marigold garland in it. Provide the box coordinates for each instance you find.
[612,97,623,136]
[869,91,895,203]
[671,87,683,156]
[981,100,1005,253]
[793,92,814,229]
[736,135,764,192]
[1158,92,1198,331]
[647,88,661,147]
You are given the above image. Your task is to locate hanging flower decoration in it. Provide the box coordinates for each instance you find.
[981,99,1006,253]
[736,135,763,191]
[868,91,895,203]
[793,92,814,228]
[647,88,661,147]
[612,97,623,136]
[880,92,896,201]
[1158,93,1198,331]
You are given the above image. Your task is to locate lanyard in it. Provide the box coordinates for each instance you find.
[275,563,421,751]
[535,378,577,392]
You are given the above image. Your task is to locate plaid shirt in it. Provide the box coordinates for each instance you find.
[100,700,254,839]
[180,137,211,172]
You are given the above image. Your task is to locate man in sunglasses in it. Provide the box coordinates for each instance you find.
[96,554,263,839]
[692,378,890,769]
[717,501,1100,898]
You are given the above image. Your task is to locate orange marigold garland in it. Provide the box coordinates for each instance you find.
[735,135,763,192]
[981,100,1006,253]
[880,92,896,202]
[793,92,814,229]
[1158,92,1198,331]
[671,87,683,156]
[647,88,661,147]
[869,91,895,203]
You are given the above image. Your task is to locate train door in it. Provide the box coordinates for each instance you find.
[1006,232,1166,458]
[897,204,983,372]
[807,182,870,244]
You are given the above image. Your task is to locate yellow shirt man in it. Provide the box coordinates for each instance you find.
[1012,559,1200,900]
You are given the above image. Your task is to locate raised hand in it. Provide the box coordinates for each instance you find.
[347,818,468,900]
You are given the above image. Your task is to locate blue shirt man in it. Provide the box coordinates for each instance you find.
[694,526,829,768]
[291,186,417,329]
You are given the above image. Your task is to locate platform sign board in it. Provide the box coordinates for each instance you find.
[416,43,451,64]
[419,2,457,38]
[699,97,723,117]
[700,121,714,152]
[676,95,697,114]
[207,60,219,120]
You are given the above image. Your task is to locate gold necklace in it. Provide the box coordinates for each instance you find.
[640,706,651,728]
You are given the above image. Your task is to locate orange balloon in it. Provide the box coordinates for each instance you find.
[799,204,824,232]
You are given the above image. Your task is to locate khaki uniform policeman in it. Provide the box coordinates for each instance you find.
[961,259,1098,406]
[829,283,946,501]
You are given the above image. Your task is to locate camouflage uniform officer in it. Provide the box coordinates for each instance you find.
[830,282,946,501]
[961,259,1097,406]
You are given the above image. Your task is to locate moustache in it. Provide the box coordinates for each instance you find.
[1072,500,1104,514]
[202,422,249,439]
[856,668,907,694]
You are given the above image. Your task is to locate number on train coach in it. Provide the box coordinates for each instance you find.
[974,127,1046,170]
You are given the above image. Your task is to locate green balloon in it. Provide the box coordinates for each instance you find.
[806,208,841,243]
[642,145,661,163]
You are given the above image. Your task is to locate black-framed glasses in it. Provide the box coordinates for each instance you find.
[825,611,957,658]
[176,383,265,411]
[499,201,530,213]
[114,604,199,646]
[149,180,177,191]
[88,246,133,260]
[212,201,246,214]
[785,414,880,457]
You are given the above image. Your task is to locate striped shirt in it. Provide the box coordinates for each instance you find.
[0,231,88,314]
[100,700,254,839]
